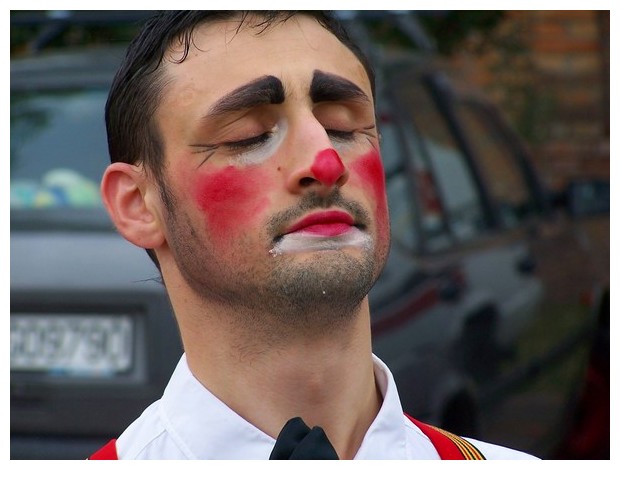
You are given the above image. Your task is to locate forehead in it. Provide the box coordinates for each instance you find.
[159,14,371,106]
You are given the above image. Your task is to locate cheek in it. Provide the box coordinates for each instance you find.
[350,149,389,239]
[193,166,271,245]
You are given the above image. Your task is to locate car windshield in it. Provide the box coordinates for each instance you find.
[11,89,109,213]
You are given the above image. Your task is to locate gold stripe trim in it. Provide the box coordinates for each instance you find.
[428,424,486,460]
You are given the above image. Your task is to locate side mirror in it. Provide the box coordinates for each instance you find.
[564,179,610,217]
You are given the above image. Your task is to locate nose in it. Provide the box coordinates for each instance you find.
[311,149,346,186]
[286,147,350,195]
[287,148,349,195]
[284,111,351,195]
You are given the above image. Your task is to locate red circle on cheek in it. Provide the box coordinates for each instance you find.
[350,149,389,237]
[194,166,271,245]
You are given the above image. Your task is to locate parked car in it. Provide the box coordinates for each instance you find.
[10,11,609,459]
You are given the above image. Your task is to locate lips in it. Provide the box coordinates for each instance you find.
[284,211,355,237]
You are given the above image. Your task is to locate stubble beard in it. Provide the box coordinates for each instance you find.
[163,187,388,342]
[260,248,379,337]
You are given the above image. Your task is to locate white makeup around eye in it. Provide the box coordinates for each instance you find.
[229,120,288,167]
[330,135,357,154]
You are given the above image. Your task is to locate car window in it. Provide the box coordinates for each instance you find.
[11,89,109,210]
[453,100,538,228]
[396,78,488,249]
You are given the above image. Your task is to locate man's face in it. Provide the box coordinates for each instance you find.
[153,14,390,331]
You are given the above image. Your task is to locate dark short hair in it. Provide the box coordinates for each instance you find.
[105,11,375,269]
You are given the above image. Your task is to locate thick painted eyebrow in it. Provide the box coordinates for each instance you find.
[207,75,285,116]
[310,70,369,104]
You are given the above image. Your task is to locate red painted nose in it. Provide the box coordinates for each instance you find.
[311,149,345,187]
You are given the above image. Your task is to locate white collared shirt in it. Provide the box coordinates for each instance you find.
[116,354,537,460]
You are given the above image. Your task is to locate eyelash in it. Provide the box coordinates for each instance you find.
[223,132,272,152]
[327,129,356,141]
[223,129,356,152]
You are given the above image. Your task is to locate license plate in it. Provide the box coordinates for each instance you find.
[10,313,134,376]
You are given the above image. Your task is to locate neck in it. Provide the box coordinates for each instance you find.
[179,293,381,459]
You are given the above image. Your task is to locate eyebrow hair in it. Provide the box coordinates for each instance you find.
[207,75,285,116]
[310,70,369,104]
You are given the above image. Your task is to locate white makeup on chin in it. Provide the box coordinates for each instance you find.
[269,229,373,257]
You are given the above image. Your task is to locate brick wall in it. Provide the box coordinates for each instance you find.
[445,11,609,191]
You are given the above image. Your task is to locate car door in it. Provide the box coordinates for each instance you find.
[450,94,599,456]
[369,83,483,432]
[384,62,571,452]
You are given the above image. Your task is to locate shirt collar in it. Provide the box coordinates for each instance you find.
[160,353,408,459]
[354,354,408,459]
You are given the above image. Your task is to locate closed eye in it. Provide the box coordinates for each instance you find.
[326,129,355,141]
[223,132,272,152]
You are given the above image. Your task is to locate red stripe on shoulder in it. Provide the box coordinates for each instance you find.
[404,413,466,460]
[88,439,119,460]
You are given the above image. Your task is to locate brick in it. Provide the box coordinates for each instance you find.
[532,39,602,54]
[536,10,597,21]
[436,10,609,188]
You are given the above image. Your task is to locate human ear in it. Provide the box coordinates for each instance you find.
[100,162,165,250]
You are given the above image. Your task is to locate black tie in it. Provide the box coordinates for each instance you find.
[269,417,339,459]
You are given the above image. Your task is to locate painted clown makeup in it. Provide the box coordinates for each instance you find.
[311,148,346,187]
[270,147,387,257]
[349,148,389,243]
[228,120,288,167]
[192,143,388,257]
[193,164,273,247]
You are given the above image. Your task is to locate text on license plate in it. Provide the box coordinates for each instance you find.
[11,313,134,376]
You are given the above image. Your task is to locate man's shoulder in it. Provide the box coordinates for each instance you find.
[114,400,187,459]
[404,414,538,460]
[466,437,540,460]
